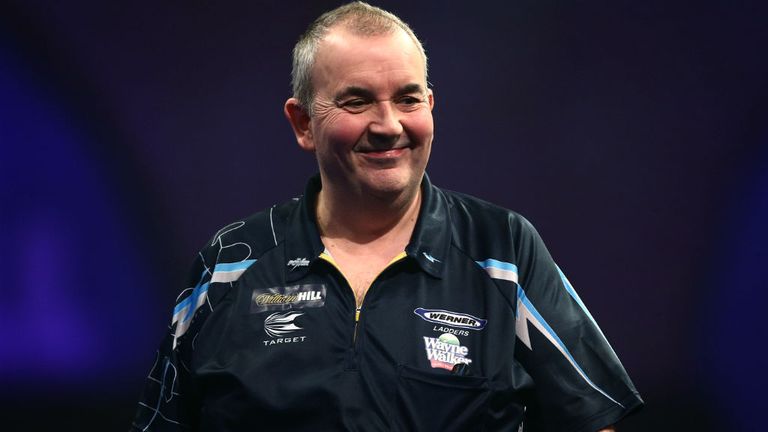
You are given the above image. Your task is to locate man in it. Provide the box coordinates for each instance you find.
[132,2,643,431]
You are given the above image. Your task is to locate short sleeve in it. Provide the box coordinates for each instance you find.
[130,251,214,432]
[512,219,643,431]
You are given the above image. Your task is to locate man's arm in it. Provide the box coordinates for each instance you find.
[510,216,643,430]
[131,248,218,431]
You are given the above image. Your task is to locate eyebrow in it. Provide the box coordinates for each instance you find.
[333,83,426,102]
[333,86,375,102]
[394,83,426,97]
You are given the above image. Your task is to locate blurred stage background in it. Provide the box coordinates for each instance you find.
[1,1,766,430]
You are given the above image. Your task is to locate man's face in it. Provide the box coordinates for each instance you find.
[301,27,434,200]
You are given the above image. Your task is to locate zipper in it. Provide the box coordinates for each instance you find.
[353,306,362,342]
[319,251,408,355]
[318,251,361,350]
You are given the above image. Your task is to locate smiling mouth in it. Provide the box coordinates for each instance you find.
[357,147,408,159]
[356,143,410,154]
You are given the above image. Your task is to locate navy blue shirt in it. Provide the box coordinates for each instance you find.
[132,174,643,431]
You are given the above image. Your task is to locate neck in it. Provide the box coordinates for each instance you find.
[316,182,422,246]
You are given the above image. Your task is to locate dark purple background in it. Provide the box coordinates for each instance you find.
[1,1,766,430]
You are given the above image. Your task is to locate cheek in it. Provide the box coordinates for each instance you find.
[314,113,368,148]
[404,111,435,142]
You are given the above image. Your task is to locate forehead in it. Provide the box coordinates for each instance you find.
[312,27,426,94]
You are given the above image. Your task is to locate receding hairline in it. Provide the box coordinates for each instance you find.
[333,12,417,40]
[309,27,429,101]
[315,23,426,67]
[290,1,428,113]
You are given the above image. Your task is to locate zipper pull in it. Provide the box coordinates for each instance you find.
[355,307,361,323]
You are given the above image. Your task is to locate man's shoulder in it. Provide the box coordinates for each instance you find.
[434,186,540,260]
[197,196,300,263]
[165,197,302,348]
[438,187,533,232]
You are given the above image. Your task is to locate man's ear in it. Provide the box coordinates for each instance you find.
[284,98,314,152]
[427,88,434,111]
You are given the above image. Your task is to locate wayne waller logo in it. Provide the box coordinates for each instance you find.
[251,284,326,313]
[414,308,487,331]
[423,333,473,371]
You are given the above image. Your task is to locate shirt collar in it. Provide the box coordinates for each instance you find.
[406,173,451,278]
[283,173,451,282]
[283,175,326,282]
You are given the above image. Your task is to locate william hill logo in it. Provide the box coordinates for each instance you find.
[414,308,487,331]
[250,284,326,313]
[254,291,322,306]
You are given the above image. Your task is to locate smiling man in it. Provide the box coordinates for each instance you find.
[132,2,642,431]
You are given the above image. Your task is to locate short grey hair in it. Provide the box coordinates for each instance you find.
[291,1,428,116]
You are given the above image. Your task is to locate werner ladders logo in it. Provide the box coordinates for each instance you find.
[414,308,487,331]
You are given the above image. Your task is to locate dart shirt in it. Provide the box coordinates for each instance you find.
[132,174,643,432]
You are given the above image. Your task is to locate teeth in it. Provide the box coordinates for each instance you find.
[363,147,405,153]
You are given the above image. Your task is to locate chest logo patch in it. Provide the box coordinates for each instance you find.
[264,311,304,338]
[251,284,326,313]
[424,333,473,371]
[262,311,308,346]
[286,257,310,270]
[414,308,487,331]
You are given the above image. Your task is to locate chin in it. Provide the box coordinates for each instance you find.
[360,171,418,199]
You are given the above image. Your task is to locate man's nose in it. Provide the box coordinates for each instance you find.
[368,101,404,139]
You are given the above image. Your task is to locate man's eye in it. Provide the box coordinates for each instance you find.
[341,99,369,109]
[397,96,422,106]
